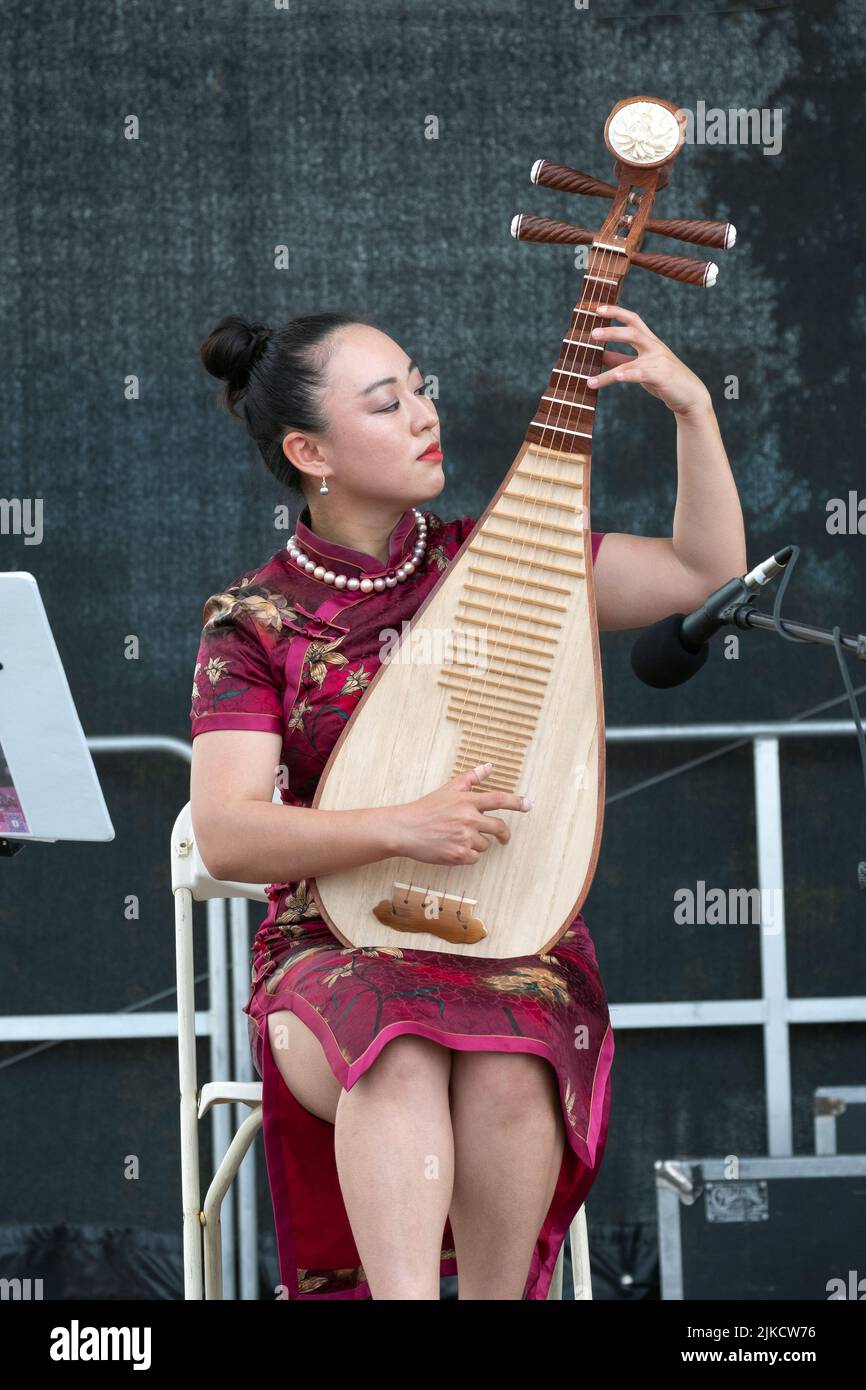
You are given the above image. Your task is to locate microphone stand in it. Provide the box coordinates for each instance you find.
[679,545,866,659]
[631,543,866,886]
[729,606,866,655]
[692,594,866,662]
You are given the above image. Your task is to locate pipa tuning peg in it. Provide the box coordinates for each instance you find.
[529,158,736,252]
[511,214,718,288]
[530,158,656,206]
[627,213,736,251]
[635,250,718,287]
[530,159,616,200]
[510,213,595,247]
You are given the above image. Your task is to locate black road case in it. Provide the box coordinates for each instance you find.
[655,1154,866,1300]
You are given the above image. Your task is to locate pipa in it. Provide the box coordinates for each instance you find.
[310,94,736,958]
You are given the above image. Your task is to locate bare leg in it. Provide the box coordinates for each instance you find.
[447,1050,566,1299]
[334,1034,454,1300]
[267,1009,343,1122]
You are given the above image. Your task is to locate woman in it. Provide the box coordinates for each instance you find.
[189,307,747,1300]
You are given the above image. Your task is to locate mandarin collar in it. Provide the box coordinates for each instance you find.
[292,504,420,577]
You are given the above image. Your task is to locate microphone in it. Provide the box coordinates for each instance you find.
[630,548,793,689]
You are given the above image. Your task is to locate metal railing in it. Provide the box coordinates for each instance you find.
[605,719,866,1157]
[0,720,862,1295]
[0,736,257,1301]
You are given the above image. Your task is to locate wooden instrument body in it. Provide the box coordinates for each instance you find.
[310,437,605,958]
[308,94,724,959]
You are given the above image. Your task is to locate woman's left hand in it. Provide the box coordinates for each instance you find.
[586,304,712,418]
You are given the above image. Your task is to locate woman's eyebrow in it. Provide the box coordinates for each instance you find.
[357,358,423,396]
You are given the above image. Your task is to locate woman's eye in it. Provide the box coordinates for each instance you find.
[380,385,428,412]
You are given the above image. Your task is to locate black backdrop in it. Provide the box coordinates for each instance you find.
[1,0,864,1299]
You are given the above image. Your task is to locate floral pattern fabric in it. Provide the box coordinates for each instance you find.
[189,506,613,1299]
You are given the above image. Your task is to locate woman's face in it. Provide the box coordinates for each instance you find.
[287,324,445,508]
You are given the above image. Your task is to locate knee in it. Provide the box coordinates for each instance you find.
[360,1032,451,1092]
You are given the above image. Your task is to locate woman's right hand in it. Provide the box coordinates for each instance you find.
[388,763,533,866]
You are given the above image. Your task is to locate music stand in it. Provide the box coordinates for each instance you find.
[0,572,114,855]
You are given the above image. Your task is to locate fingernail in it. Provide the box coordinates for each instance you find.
[522,796,533,810]
[477,761,493,772]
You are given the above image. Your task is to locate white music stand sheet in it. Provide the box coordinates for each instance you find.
[0,572,114,843]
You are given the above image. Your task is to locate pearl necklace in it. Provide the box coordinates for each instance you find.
[286,508,429,592]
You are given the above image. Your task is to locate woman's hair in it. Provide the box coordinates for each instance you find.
[199,310,379,498]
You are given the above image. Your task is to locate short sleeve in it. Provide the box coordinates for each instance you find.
[189,608,284,741]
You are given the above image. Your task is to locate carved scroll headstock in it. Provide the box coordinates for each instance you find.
[604,94,687,184]
[507,93,737,466]
[512,93,736,289]
[589,96,688,289]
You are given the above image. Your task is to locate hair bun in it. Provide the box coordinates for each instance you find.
[247,325,271,356]
[199,315,272,404]
[200,309,372,486]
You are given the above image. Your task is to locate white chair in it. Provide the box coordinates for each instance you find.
[171,799,593,1300]
[171,801,267,1299]
[548,1206,593,1300]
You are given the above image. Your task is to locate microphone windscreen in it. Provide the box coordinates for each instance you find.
[630,613,710,688]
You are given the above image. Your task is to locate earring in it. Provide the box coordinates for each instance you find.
[319,471,329,495]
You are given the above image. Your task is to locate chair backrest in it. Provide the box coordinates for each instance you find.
[170,800,270,902]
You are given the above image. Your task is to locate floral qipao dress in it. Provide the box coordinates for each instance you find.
[189,503,615,1300]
